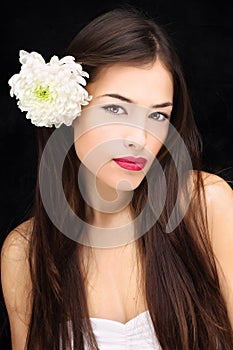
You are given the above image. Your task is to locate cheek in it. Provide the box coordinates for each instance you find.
[147,135,164,157]
[74,124,125,161]
[74,129,105,161]
[74,126,120,168]
[74,134,91,162]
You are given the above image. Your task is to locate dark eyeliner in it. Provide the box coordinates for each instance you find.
[101,104,127,114]
[149,111,169,121]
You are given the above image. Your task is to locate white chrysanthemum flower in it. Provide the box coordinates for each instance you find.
[8,50,92,128]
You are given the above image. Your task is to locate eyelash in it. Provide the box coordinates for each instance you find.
[102,104,126,115]
[102,104,169,121]
[148,111,169,121]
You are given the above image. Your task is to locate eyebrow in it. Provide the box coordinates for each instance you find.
[97,93,173,108]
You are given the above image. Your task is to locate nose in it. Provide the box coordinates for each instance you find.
[123,126,147,151]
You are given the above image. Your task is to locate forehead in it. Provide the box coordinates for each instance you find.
[88,59,173,105]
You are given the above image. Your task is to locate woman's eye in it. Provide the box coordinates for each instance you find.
[102,105,127,115]
[149,111,168,122]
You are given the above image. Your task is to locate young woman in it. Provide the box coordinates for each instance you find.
[1,6,233,350]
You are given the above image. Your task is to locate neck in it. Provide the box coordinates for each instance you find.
[78,165,134,228]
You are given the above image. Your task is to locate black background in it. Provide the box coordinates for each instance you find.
[1,0,233,348]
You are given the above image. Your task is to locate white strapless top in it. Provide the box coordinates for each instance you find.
[83,310,162,349]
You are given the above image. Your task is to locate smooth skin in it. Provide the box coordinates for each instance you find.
[1,60,233,349]
[73,59,173,227]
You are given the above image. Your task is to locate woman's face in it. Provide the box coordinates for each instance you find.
[73,59,173,192]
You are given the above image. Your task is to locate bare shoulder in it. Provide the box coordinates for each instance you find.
[181,170,233,326]
[1,217,34,261]
[195,172,233,326]
[199,171,233,223]
[186,169,232,201]
[191,170,233,241]
[1,218,34,348]
[183,170,232,235]
[200,170,232,194]
[1,217,34,313]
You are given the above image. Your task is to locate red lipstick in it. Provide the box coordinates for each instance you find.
[113,156,147,171]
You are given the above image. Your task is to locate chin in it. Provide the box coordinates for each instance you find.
[113,177,144,192]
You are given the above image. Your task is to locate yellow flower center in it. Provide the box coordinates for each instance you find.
[34,85,51,101]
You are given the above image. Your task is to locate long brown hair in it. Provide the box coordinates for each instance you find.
[26,6,233,349]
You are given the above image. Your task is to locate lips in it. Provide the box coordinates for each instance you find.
[113,156,147,171]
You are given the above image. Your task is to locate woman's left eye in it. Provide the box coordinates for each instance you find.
[148,112,168,121]
[102,104,127,115]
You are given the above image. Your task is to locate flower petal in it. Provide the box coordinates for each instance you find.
[8,50,92,128]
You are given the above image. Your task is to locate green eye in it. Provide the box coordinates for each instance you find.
[102,104,127,115]
[149,112,168,121]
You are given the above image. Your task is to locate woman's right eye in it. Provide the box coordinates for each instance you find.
[102,104,127,115]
